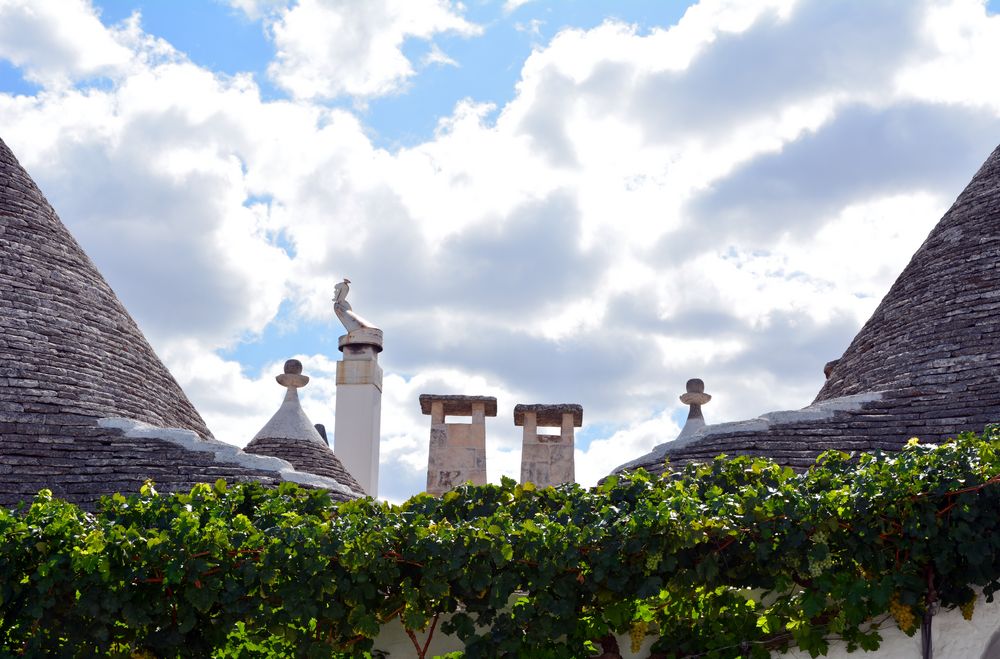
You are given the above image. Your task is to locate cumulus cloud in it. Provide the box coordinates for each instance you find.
[0,65,297,351]
[262,0,481,100]
[0,0,133,87]
[680,102,1000,250]
[225,0,289,21]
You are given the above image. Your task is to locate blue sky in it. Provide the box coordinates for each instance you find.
[2,0,1000,501]
[84,1,698,148]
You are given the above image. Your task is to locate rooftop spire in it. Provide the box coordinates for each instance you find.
[250,359,325,445]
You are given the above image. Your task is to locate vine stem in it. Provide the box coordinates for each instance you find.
[404,614,440,659]
[922,565,937,659]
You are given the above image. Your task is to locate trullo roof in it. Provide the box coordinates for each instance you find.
[0,137,359,507]
[616,142,1000,476]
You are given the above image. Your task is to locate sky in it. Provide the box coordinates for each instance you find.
[1,0,1000,502]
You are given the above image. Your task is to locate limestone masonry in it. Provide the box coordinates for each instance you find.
[421,394,495,496]
[0,137,361,507]
[515,403,581,487]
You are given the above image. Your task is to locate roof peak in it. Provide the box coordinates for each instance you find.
[817,141,1000,402]
[0,136,213,437]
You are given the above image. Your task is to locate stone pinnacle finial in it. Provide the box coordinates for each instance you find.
[276,359,309,389]
[249,359,326,446]
[680,378,710,406]
[677,378,711,441]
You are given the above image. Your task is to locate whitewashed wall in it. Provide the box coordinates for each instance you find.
[367,594,1000,658]
[370,618,656,658]
[782,593,1000,659]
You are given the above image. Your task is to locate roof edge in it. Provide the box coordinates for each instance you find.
[612,390,885,475]
[98,417,356,497]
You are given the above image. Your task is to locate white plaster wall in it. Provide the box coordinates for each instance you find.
[781,593,1000,659]
[367,594,1000,659]
[334,383,382,497]
[369,614,655,658]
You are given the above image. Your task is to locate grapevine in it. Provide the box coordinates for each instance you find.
[2,426,1000,657]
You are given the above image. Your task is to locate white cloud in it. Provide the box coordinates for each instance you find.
[264,0,481,100]
[576,412,682,487]
[225,0,289,21]
[503,0,535,14]
[0,0,134,87]
[896,0,1000,112]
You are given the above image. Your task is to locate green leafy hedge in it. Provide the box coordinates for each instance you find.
[5,427,1000,658]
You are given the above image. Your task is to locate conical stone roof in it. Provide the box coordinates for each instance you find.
[0,137,211,437]
[0,137,359,507]
[616,142,1000,476]
[244,359,366,496]
[817,142,1000,404]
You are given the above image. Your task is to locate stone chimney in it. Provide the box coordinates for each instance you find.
[515,404,582,487]
[420,394,496,496]
[332,294,384,498]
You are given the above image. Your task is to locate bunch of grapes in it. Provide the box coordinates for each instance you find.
[960,597,976,621]
[889,594,916,633]
[807,531,835,578]
[645,553,660,571]
[629,620,649,653]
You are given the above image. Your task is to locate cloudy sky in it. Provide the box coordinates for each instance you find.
[2,0,999,502]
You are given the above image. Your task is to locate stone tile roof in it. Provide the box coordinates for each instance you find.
[513,404,583,427]
[0,137,212,437]
[244,436,365,497]
[0,137,359,507]
[616,142,1000,477]
[0,425,284,510]
[419,395,498,417]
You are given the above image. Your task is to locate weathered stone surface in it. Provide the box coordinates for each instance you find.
[513,404,582,427]
[0,138,211,437]
[0,137,360,508]
[424,395,492,495]
[419,395,498,417]
[243,436,364,497]
[518,403,578,487]
[616,143,1000,476]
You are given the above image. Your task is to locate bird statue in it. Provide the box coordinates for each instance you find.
[332,278,379,333]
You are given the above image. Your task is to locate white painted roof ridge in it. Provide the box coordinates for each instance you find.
[613,390,885,474]
[98,417,354,496]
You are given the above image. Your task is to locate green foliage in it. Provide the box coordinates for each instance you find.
[4,426,1000,658]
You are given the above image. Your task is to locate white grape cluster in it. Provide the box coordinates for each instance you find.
[629,620,649,653]
[961,597,976,621]
[807,531,835,578]
[889,594,916,633]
